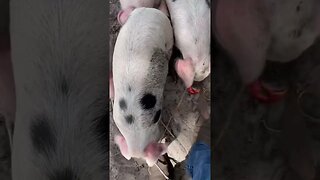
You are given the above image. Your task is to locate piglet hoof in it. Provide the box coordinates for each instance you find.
[187,86,200,95]
[248,80,287,103]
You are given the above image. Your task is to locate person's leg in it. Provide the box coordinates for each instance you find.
[186,118,211,179]
[186,141,211,180]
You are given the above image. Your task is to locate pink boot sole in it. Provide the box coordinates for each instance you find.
[248,80,287,103]
[187,86,200,95]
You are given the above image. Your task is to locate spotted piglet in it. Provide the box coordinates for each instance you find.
[165,0,211,94]
[112,8,173,166]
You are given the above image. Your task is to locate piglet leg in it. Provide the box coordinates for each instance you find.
[175,58,200,94]
[117,6,135,26]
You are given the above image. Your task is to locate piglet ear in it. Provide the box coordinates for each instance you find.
[114,135,131,160]
[117,7,135,26]
[144,143,168,167]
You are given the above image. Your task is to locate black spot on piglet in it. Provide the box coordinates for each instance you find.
[140,93,157,110]
[30,115,56,156]
[48,167,79,180]
[153,110,161,123]
[119,98,127,110]
[126,115,134,124]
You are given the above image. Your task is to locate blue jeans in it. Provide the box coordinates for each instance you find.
[186,141,211,180]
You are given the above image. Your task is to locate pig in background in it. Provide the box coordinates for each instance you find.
[166,0,211,95]
[10,0,108,179]
[112,7,174,167]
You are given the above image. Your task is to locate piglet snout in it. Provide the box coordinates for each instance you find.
[115,134,167,167]
[144,142,168,167]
